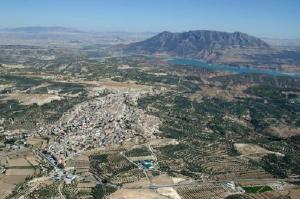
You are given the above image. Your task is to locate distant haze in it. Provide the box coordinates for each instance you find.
[0,0,299,39]
[262,38,300,47]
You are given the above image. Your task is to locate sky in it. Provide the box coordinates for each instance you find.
[0,0,299,38]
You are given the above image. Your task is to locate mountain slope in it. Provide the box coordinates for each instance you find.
[124,30,270,59]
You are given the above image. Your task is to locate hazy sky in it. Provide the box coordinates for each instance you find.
[0,0,299,38]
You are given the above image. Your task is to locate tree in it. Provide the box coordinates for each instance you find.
[57,163,65,169]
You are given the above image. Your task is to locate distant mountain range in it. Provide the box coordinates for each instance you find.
[0,26,156,46]
[262,37,300,47]
[0,26,84,33]
[124,30,270,59]
[0,27,298,71]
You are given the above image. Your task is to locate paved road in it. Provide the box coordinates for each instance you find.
[142,177,300,189]
[32,148,57,169]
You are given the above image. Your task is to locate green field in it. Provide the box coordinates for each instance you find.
[242,185,273,193]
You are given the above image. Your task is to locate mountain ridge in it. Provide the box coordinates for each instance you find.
[124,30,270,59]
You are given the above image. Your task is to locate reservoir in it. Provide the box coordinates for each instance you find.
[170,58,300,78]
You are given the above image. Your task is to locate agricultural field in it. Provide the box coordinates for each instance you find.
[0,45,299,199]
[89,151,146,185]
[226,188,299,199]
[28,182,61,199]
[0,74,88,130]
[242,185,273,193]
[176,183,228,199]
[124,146,152,157]
[135,69,300,180]
[0,149,40,199]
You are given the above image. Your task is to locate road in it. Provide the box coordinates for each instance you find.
[120,151,154,184]
[148,144,157,161]
[90,170,119,189]
[142,177,300,189]
[29,144,300,197]
[32,148,58,169]
[58,182,65,199]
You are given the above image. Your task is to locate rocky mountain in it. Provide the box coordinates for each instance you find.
[124,30,270,59]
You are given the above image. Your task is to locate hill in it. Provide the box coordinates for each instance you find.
[124,30,270,59]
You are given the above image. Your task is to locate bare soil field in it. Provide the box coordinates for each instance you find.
[1,93,63,106]
[27,137,48,148]
[109,188,169,199]
[151,174,174,185]
[267,126,300,138]
[77,182,97,192]
[286,188,300,199]
[98,80,150,90]
[7,151,40,167]
[55,78,153,92]
[26,82,50,91]
[0,150,38,198]
[128,156,155,161]
[118,64,132,70]
[18,73,152,92]
[66,153,90,169]
[1,64,31,69]
[6,168,35,176]
[0,173,33,199]
[157,187,181,199]
[234,143,283,157]
[8,157,32,167]
[0,174,28,184]
[172,177,186,184]
[0,83,15,91]
[122,178,150,189]
[189,84,252,102]
[148,138,179,147]
[0,180,15,199]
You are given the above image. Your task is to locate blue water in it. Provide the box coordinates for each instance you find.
[170,58,300,78]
